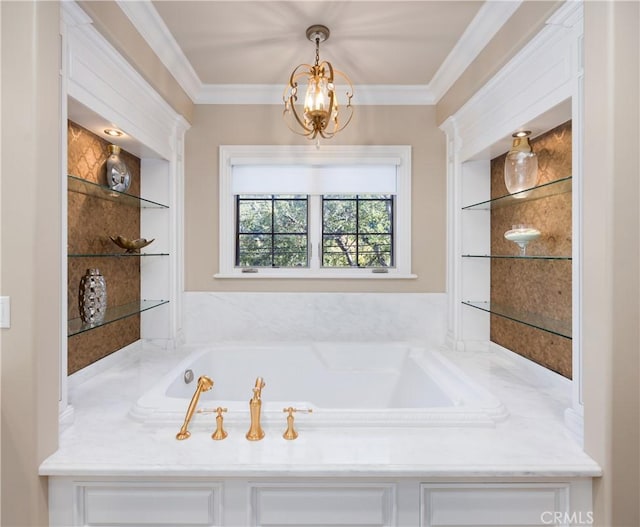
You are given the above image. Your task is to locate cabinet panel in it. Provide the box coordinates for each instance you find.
[80,483,220,526]
[251,484,395,526]
[421,483,568,526]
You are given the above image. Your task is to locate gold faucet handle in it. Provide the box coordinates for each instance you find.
[282,407,313,440]
[196,408,217,414]
[252,377,266,400]
[283,407,313,415]
[211,407,228,441]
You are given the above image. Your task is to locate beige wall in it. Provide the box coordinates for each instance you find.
[1,1,61,525]
[184,104,446,293]
[77,0,194,123]
[582,2,640,526]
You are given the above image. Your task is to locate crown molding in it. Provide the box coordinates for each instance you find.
[115,0,202,101]
[62,0,93,26]
[427,0,522,101]
[546,0,583,28]
[196,84,434,105]
[117,0,518,106]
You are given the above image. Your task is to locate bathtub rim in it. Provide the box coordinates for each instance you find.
[128,342,508,428]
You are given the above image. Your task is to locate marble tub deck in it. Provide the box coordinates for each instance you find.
[39,345,601,479]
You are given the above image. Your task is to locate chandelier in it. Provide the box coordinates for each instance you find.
[283,25,354,141]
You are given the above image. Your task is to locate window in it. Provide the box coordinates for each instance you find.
[236,195,308,267]
[322,195,394,267]
[218,145,413,278]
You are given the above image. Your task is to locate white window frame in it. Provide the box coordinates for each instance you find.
[216,145,415,279]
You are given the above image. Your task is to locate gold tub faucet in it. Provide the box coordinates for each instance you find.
[176,375,214,440]
[246,377,266,441]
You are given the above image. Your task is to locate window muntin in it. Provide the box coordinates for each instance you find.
[236,195,308,267]
[322,195,394,268]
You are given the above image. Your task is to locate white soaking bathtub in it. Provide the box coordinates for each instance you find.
[130,343,508,428]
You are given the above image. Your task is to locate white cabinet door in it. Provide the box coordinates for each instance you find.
[421,483,569,526]
[250,483,396,526]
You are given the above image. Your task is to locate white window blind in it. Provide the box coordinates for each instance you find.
[231,164,398,195]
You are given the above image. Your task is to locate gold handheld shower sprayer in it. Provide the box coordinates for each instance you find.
[176,375,214,440]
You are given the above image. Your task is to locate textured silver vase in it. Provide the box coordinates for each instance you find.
[79,268,107,324]
[106,144,131,192]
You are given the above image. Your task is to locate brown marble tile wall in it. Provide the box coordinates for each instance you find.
[490,121,572,378]
[67,121,141,374]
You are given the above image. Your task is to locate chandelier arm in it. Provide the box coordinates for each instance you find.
[288,63,314,89]
[284,68,316,135]
[320,60,335,83]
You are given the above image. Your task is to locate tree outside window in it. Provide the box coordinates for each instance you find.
[322,195,394,267]
[236,195,308,267]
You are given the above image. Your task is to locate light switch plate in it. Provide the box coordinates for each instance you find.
[0,296,10,328]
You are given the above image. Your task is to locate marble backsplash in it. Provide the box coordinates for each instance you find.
[183,292,447,346]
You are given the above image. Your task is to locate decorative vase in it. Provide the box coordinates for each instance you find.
[106,144,131,193]
[504,131,539,196]
[79,268,107,324]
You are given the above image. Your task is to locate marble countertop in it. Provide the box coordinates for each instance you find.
[40,343,601,479]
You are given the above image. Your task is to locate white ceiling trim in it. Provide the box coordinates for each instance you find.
[116,0,202,101]
[427,0,522,101]
[195,84,435,105]
[116,0,520,106]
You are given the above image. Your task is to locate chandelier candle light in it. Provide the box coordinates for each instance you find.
[283,25,354,142]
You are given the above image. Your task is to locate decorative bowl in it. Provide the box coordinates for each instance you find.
[504,225,540,255]
[110,235,155,253]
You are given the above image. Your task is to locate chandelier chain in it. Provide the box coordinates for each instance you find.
[315,38,320,67]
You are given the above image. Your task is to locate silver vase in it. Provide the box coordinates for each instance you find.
[79,268,107,324]
[106,144,131,192]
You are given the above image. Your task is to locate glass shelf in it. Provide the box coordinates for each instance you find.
[68,299,168,337]
[69,253,169,258]
[68,175,169,209]
[462,254,572,261]
[462,301,571,340]
[462,176,572,211]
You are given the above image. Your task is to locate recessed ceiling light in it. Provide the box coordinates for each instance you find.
[104,128,123,137]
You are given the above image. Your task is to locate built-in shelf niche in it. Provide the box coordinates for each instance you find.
[461,171,573,345]
[66,169,170,341]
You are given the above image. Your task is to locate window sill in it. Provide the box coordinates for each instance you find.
[213,271,418,280]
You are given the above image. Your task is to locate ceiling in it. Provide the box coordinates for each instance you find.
[118,1,523,104]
